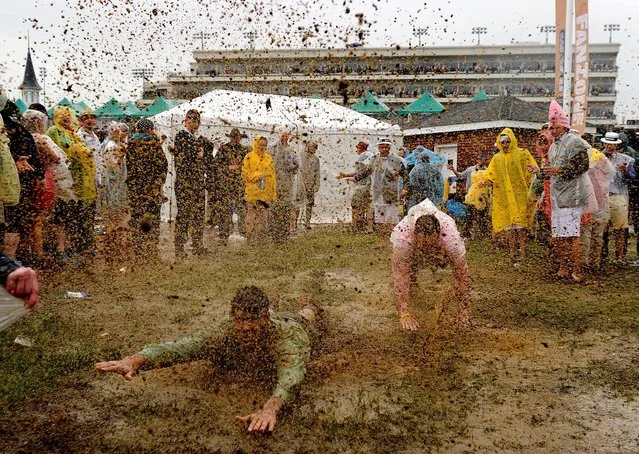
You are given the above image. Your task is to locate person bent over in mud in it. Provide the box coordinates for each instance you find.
[94,286,321,433]
[391,198,471,330]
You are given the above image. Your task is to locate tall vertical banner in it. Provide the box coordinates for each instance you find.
[555,0,567,99]
[572,0,589,134]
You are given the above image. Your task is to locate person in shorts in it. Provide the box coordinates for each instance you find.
[543,101,590,281]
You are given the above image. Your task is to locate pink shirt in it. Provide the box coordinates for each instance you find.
[390,208,466,263]
[390,200,469,312]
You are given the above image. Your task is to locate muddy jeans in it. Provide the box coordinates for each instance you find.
[303,189,316,228]
[269,199,292,242]
[246,201,270,244]
[581,219,607,269]
[211,196,246,239]
[175,193,205,253]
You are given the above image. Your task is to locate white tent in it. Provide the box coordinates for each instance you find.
[153,89,402,224]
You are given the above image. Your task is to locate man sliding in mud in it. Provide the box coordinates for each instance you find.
[391,199,472,330]
[94,286,320,433]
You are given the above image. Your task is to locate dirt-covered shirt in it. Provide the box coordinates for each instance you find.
[138,312,311,402]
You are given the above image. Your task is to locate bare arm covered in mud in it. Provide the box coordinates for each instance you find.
[392,246,420,331]
[449,255,472,325]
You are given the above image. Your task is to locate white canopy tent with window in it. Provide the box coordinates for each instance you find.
[152,89,402,224]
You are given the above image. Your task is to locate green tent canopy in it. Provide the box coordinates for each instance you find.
[47,97,74,117]
[72,100,91,114]
[471,90,489,102]
[350,91,391,114]
[397,91,445,115]
[14,99,29,114]
[94,98,126,118]
[122,101,141,117]
[135,97,179,117]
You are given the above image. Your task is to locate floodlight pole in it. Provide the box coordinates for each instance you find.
[472,27,487,46]
[39,67,47,104]
[244,31,257,50]
[604,24,620,43]
[132,68,154,97]
[357,29,370,44]
[193,32,211,50]
[413,27,428,47]
[539,25,556,44]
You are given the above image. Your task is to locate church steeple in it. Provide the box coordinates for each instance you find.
[18,36,42,105]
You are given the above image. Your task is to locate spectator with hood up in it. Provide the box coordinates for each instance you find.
[482,128,538,265]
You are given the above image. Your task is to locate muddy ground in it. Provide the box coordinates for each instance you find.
[1,225,638,453]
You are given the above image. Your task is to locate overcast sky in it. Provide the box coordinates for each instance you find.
[1,0,637,120]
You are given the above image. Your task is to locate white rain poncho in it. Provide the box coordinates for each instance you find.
[0,287,29,332]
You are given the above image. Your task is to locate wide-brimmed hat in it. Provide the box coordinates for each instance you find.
[601,132,622,145]
[226,127,248,139]
[377,137,393,146]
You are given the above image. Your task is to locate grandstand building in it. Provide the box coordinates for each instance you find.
[143,43,620,126]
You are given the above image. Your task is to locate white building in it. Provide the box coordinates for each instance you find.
[18,48,42,106]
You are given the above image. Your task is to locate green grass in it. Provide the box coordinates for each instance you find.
[0,312,113,409]
[1,227,638,451]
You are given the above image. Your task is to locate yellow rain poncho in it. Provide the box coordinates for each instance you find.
[464,169,491,210]
[46,107,96,202]
[486,128,538,232]
[241,136,277,204]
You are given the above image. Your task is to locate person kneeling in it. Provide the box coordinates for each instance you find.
[94,286,320,433]
[391,199,471,330]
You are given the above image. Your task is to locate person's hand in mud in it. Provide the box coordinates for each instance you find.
[236,396,284,433]
[94,353,147,381]
[399,311,420,331]
[5,266,39,309]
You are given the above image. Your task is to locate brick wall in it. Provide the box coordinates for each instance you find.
[404,128,539,170]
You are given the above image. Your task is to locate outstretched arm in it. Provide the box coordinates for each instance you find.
[94,353,148,381]
[94,332,210,379]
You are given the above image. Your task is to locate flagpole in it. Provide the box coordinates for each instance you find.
[562,0,574,117]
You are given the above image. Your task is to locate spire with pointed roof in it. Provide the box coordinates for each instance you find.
[18,41,42,105]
